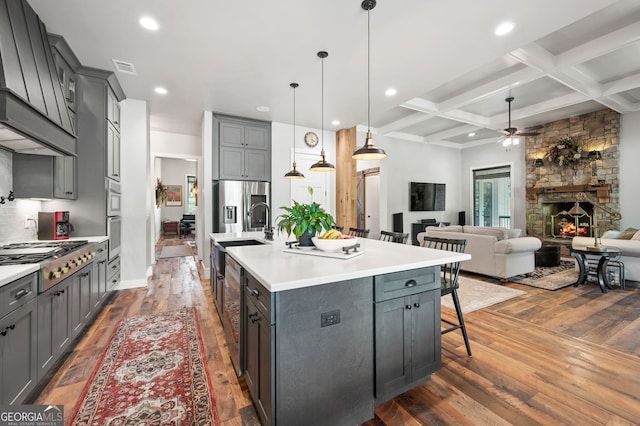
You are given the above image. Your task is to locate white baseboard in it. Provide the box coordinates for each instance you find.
[118,278,147,290]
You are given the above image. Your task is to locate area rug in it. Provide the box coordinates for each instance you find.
[70,308,220,426]
[442,276,526,314]
[158,245,193,259]
[509,259,578,290]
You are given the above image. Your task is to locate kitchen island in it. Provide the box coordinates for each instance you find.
[210,233,470,426]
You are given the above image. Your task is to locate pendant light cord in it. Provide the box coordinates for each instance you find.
[293,85,296,157]
[367,6,371,132]
[321,54,324,151]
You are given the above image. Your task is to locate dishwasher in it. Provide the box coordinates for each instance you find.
[223,254,243,374]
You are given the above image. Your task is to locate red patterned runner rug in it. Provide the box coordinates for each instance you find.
[70,308,220,425]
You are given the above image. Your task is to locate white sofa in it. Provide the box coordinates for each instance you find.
[418,225,542,279]
[572,229,640,283]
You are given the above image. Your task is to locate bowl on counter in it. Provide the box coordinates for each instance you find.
[311,236,358,252]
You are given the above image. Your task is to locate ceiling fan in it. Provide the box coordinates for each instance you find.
[498,96,541,148]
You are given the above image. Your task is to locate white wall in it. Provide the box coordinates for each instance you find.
[270,122,336,220]
[460,140,527,232]
[375,131,464,235]
[619,111,640,230]
[159,158,197,221]
[120,99,149,287]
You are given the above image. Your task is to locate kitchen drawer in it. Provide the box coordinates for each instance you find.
[374,267,438,302]
[245,272,272,323]
[0,272,38,318]
[94,240,108,261]
[107,256,121,289]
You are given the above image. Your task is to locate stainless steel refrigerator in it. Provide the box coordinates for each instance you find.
[212,180,271,233]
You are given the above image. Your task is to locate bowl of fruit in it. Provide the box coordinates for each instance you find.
[311,230,358,252]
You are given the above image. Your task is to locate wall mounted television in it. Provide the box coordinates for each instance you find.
[409,182,446,211]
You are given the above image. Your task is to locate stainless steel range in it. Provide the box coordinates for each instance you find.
[0,240,96,292]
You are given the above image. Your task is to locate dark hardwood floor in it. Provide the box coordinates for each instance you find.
[35,236,640,425]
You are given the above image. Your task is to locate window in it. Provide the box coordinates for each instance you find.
[186,175,197,213]
[473,166,511,227]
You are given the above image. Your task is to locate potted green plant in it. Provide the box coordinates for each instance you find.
[276,200,336,246]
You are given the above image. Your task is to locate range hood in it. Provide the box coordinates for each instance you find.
[0,0,76,156]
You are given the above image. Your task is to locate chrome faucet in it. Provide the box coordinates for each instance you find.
[249,202,273,241]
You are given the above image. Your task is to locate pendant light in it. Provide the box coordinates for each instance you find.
[284,82,305,179]
[353,0,387,160]
[310,51,336,172]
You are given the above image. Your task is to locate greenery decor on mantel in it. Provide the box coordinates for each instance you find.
[276,200,336,242]
[546,137,584,167]
[155,178,168,207]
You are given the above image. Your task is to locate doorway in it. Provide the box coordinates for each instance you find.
[472,165,512,227]
[357,167,380,238]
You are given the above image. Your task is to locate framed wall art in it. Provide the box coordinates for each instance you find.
[165,184,182,206]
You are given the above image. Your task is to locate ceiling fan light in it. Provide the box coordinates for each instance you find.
[353,131,387,160]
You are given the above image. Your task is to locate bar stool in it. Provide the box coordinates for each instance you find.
[348,227,370,238]
[379,230,409,244]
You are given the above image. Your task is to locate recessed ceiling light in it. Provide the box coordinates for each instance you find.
[385,88,397,96]
[256,106,270,112]
[468,132,475,137]
[495,22,514,36]
[139,16,159,31]
[331,120,340,126]
[154,87,168,95]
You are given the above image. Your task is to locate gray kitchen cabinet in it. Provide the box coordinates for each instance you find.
[13,153,76,199]
[36,277,72,381]
[212,114,271,181]
[70,266,92,337]
[107,88,121,131]
[107,122,121,181]
[0,271,38,405]
[53,155,76,199]
[49,34,80,133]
[243,275,273,426]
[93,240,109,304]
[0,298,37,405]
[374,268,441,402]
[241,268,373,426]
[107,256,121,291]
[66,66,124,241]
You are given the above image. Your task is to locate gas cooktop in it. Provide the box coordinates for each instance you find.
[0,240,89,265]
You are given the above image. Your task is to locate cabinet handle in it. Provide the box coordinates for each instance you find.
[251,315,260,323]
[250,289,259,297]
[405,305,412,310]
[248,312,257,319]
[0,330,6,336]
[14,288,30,299]
[414,302,420,308]
[405,279,417,287]
[8,324,15,330]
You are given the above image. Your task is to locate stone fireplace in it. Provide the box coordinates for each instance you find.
[525,109,620,247]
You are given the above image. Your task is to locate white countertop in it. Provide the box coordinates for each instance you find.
[211,232,470,292]
[0,236,108,288]
[0,264,39,288]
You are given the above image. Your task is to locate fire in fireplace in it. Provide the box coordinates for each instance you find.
[543,202,593,238]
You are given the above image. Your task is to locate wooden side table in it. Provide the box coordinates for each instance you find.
[163,221,179,235]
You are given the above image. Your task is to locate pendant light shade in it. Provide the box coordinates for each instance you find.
[285,82,305,179]
[353,0,387,161]
[310,51,336,172]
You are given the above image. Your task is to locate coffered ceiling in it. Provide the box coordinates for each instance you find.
[29,0,640,147]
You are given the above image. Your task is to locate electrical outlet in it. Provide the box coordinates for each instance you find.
[321,310,340,327]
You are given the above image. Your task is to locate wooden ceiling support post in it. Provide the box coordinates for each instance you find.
[336,127,357,231]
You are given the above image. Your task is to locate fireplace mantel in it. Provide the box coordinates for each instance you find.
[526,184,611,203]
